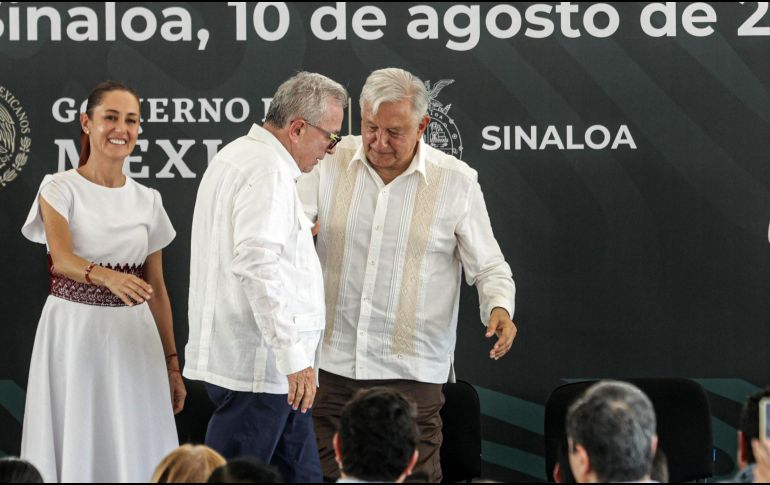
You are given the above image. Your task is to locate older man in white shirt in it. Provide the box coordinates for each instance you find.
[298,67,517,482]
[184,72,347,482]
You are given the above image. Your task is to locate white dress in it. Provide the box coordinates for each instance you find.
[19,169,179,483]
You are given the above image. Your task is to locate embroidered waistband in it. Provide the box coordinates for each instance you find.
[48,256,145,307]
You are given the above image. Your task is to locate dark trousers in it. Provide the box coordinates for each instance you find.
[313,370,445,483]
[204,383,322,483]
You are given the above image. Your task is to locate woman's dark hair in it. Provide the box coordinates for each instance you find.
[79,80,140,167]
[0,457,44,483]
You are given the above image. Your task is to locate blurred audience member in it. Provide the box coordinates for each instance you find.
[208,457,284,483]
[0,457,43,483]
[151,444,226,483]
[334,387,419,483]
[731,388,770,482]
[566,381,658,483]
[752,439,770,483]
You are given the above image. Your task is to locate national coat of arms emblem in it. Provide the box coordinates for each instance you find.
[423,79,463,160]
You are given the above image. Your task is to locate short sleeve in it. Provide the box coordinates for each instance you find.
[21,174,73,244]
[147,189,176,254]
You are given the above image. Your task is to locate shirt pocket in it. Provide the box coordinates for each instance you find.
[294,213,316,268]
[293,212,325,310]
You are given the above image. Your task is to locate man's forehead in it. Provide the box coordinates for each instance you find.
[362,102,415,126]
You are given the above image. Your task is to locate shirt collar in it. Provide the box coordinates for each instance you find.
[349,137,428,183]
[248,123,302,180]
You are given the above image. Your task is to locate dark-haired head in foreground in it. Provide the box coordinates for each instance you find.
[732,387,770,483]
[208,457,284,483]
[335,387,419,482]
[0,457,44,483]
[566,381,658,483]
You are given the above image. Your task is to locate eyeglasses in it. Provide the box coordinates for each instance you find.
[304,120,342,151]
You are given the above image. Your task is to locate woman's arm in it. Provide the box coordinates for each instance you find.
[40,196,153,306]
[145,250,186,414]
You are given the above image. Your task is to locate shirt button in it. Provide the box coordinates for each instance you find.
[369,260,375,266]
[397,354,403,359]
[375,225,381,231]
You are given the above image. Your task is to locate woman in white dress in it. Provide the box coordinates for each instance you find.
[20,81,186,482]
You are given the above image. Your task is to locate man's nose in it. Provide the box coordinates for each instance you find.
[372,130,389,149]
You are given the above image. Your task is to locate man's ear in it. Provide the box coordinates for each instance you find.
[405,449,419,475]
[333,433,343,469]
[395,449,419,483]
[416,115,430,136]
[572,443,592,482]
[287,118,305,143]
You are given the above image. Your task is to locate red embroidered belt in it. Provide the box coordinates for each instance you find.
[48,256,145,307]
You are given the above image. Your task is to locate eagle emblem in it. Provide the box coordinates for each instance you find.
[0,104,15,165]
[423,79,463,160]
[0,86,32,188]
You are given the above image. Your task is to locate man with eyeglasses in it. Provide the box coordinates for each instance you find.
[297,67,517,482]
[184,72,347,482]
[305,120,342,152]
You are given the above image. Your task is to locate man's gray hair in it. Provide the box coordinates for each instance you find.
[265,72,348,128]
[359,68,429,124]
[565,381,657,482]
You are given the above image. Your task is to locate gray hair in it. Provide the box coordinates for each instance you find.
[265,72,348,127]
[359,68,429,124]
[565,381,657,482]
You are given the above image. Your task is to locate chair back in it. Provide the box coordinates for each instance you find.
[440,380,483,483]
[544,378,713,482]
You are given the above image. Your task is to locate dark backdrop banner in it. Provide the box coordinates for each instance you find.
[2,2,769,480]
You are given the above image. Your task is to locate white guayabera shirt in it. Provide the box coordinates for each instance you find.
[297,136,515,384]
[185,124,325,394]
